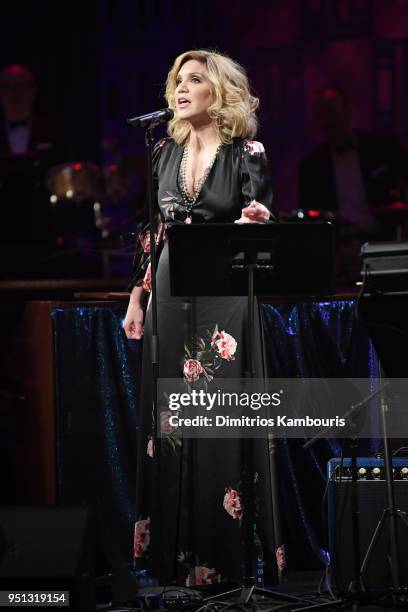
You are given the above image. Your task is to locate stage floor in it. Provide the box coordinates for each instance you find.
[96,571,407,611]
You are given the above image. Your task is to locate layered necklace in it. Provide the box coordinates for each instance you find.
[179,143,222,223]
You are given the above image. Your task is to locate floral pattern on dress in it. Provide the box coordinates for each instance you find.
[276,544,287,574]
[183,325,237,382]
[139,222,166,254]
[183,359,205,381]
[223,473,259,523]
[128,218,165,292]
[147,435,154,458]
[160,410,177,434]
[178,552,221,586]
[142,263,152,292]
[211,331,237,362]
[157,397,182,452]
[244,140,265,155]
[223,487,243,520]
[186,565,221,586]
[138,222,167,293]
[134,518,150,558]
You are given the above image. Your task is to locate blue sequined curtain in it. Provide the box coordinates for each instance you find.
[52,300,378,567]
[52,305,142,559]
[261,300,380,569]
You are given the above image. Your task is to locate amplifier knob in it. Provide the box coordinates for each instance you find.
[402,467,408,478]
[358,468,367,478]
[372,467,381,477]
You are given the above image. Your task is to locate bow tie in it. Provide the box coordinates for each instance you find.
[8,118,30,129]
[334,140,356,156]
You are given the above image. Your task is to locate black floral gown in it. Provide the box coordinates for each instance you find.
[130,137,276,586]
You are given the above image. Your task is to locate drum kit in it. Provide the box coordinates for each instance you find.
[0,150,146,279]
[46,155,145,247]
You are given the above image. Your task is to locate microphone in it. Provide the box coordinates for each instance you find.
[126,108,174,129]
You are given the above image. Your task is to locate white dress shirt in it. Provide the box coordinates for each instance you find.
[5,121,31,154]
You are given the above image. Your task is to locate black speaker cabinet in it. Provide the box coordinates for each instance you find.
[328,480,408,593]
[0,506,95,610]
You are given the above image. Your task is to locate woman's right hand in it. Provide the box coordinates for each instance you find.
[234,200,271,224]
[123,286,145,339]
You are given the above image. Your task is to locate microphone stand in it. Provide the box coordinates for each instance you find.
[145,128,160,434]
[297,382,390,612]
[359,391,408,604]
[127,109,173,583]
[144,128,164,581]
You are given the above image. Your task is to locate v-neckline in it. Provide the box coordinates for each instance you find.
[177,143,223,204]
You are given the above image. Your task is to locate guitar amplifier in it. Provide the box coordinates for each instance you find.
[327,458,408,593]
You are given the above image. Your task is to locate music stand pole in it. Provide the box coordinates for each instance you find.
[207,243,304,607]
[248,259,284,586]
[242,258,283,588]
[241,260,255,599]
[144,129,160,426]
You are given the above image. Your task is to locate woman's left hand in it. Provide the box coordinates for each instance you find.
[234,200,271,224]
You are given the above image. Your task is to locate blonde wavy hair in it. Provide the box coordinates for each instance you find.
[165,50,259,145]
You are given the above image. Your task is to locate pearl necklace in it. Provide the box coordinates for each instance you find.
[179,144,222,223]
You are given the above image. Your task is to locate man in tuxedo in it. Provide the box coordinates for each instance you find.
[0,66,70,434]
[0,63,67,160]
[299,87,408,237]
[0,64,69,260]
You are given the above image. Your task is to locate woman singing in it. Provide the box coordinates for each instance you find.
[124,49,276,586]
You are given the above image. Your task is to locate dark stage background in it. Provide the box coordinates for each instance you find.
[1,0,407,585]
[1,0,407,213]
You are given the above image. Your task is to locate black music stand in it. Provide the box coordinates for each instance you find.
[167,221,335,608]
[168,222,334,298]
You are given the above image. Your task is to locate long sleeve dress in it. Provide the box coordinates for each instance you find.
[130,136,277,586]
